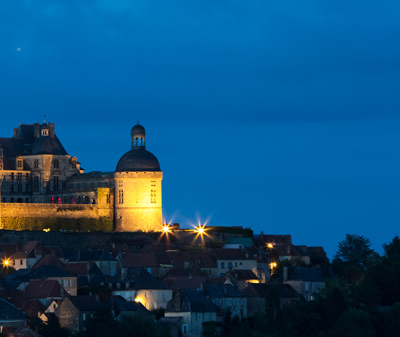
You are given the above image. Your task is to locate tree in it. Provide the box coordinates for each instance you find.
[332,308,376,337]
[333,234,378,283]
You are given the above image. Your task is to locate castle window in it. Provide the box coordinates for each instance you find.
[151,189,156,203]
[10,198,14,203]
[106,194,111,204]
[34,159,39,168]
[11,184,14,193]
[17,173,22,181]
[119,180,123,187]
[53,159,59,168]
[11,173,14,181]
[119,190,124,204]
[17,159,23,169]
[2,198,5,202]
[17,184,21,192]
[151,181,156,203]
[25,198,29,203]
[53,176,59,191]
[25,173,29,181]
[33,176,39,192]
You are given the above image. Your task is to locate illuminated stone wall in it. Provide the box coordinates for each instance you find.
[114,171,163,232]
[0,202,113,219]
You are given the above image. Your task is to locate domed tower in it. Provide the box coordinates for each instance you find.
[114,123,163,232]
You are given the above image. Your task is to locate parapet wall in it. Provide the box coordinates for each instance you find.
[0,203,113,219]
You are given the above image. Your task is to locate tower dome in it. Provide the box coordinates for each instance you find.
[116,124,161,172]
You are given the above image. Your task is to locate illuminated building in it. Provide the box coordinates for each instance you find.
[0,122,163,232]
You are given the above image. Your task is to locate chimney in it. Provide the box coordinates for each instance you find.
[13,128,18,139]
[260,231,264,241]
[175,291,181,312]
[283,266,288,282]
[49,123,55,137]
[34,123,40,138]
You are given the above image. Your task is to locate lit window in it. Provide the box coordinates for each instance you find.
[119,190,124,204]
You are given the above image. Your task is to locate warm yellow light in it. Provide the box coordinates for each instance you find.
[267,243,273,249]
[248,280,260,284]
[162,225,170,233]
[2,258,10,267]
[269,262,277,270]
[134,297,144,304]
[43,228,50,232]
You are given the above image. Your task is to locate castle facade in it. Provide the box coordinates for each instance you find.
[0,122,163,232]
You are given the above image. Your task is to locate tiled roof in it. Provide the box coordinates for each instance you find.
[226,270,259,281]
[25,280,64,299]
[211,249,249,261]
[0,290,28,309]
[63,263,89,276]
[164,277,206,290]
[22,299,46,318]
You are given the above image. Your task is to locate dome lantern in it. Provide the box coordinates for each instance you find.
[131,123,146,149]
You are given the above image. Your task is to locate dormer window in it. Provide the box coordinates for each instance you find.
[16,157,23,170]
[41,129,49,136]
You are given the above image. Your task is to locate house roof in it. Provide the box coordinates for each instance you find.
[125,267,167,290]
[226,238,254,248]
[164,277,207,290]
[22,299,46,318]
[203,283,243,298]
[166,290,220,314]
[211,249,249,261]
[121,253,158,268]
[0,298,25,320]
[36,266,75,278]
[104,296,151,316]
[286,266,326,282]
[24,280,64,299]
[33,254,65,269]
[66,296,101,312]
[9,326,41,337]
[248,283,300,299]
[63,263,89,276]
[226,269,259,281]
[0,290,28,309]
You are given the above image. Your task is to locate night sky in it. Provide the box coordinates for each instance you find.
[1,1,400,257]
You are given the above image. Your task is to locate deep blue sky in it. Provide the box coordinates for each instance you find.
[1,1,400,257]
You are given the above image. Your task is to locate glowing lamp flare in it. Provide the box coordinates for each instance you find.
[2,258,10,267]
[267,243,273,249]
[162,225,171,233]
[195,225,206,235]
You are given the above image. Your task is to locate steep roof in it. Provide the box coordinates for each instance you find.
[33,254,65,269]
[125,267,167,290]
[166,290,220,314]
[24,279,64,299]
[121,253,158,268]
[66,296,101,312]
[36,266,75,278]
[0,298,25,320]
[203,283,243,298]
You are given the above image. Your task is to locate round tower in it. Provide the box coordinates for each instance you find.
[114,123,163,232]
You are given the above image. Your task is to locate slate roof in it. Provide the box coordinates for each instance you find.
[22,299,46,318]
[226,270,259,281]
[247,283,300,299]
[66,296,101,312]
[36,266,75,278]
[104,296,151,317]
[203,283,243,298]
[33,254,65,269]
[286,266,326,282]
[71,249,117,262]
[4,269,41,289]
[0,290,28,309]
[166,290,220,314]
[121,253,158,268]
[125,267,167,290]
[9,326,41,337]
[212,249,249,261]
[63,263,89,276]
[0,298,25,320]
[164,277,207,290]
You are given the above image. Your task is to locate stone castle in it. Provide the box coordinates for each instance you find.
[0,122,163,231]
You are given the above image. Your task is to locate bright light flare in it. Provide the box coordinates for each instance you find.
[2,258,10,268]
[163,225,171,233]
[196,225,205,235]
[269,262,277,270]
[267,243,273,249]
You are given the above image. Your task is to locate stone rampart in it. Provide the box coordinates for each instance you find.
[0,203,113,219]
